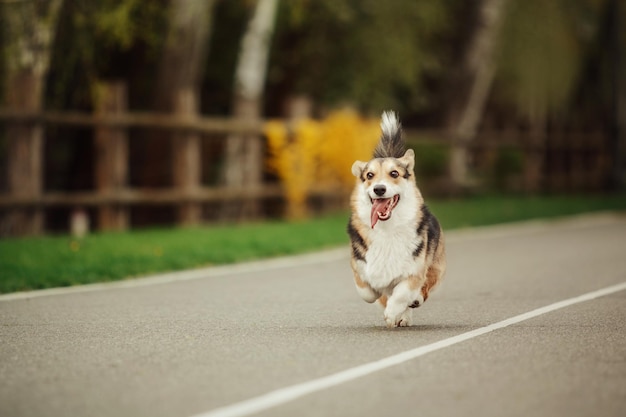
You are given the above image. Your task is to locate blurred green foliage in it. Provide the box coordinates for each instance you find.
[268,0,453,113]
[495,0,607,122]
[0,0,614,123]
[492,147,524,190]
[411,142,450,180]
[45,0,167,110]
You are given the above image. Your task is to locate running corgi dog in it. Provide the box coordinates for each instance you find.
[347,111,446,327]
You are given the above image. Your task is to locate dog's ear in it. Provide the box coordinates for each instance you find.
[400,149,415,173]
[351,160,366,178]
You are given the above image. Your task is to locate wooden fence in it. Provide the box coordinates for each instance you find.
[0,89,613,236]
[0,82,280,235]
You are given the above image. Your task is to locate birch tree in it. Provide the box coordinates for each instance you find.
[221,0,278,218]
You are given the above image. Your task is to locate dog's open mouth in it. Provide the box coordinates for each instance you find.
[370,195,400,228]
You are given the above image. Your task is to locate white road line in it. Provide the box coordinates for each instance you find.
[191,281,626,417]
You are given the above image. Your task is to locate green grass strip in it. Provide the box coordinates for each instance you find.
[1,194,625,294]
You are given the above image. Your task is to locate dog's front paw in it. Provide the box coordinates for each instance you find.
[384,307,412,328]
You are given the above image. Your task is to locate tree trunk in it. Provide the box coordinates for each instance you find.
[155,0,216,111]
[137,0,215,193]
[1,0,63,235]
[445,0,509,192]
[221,0,279,220]
[131,0,215,227]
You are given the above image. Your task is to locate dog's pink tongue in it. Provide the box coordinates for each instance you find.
[370,198,390,228]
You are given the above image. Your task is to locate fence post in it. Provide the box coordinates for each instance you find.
[4,73,44,235]
[94,81,129,231]
[172,88,201,226]
[6,119,44,235]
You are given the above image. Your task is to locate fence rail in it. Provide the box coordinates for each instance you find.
[0,109,264,135]
[0,186,286,207]
[0,79,282,236]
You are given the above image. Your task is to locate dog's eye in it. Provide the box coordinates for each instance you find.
[366,172,374,180]
[390,170,399,178]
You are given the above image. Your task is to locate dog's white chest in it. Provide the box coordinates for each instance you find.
[358,225,423,290]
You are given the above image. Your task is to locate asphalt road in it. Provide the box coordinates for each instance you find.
[1,214,625,417]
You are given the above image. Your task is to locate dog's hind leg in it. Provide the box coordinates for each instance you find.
[377,294,388,308]
[352,271,380,303]
[421,248,446,303]
[420,264,444,303]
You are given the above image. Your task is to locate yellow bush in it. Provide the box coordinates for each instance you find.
[265,109,380,218]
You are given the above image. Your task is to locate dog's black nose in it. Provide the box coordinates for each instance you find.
[373,185,386,196]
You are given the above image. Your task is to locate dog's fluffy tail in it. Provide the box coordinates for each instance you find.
[374,110,405,158]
